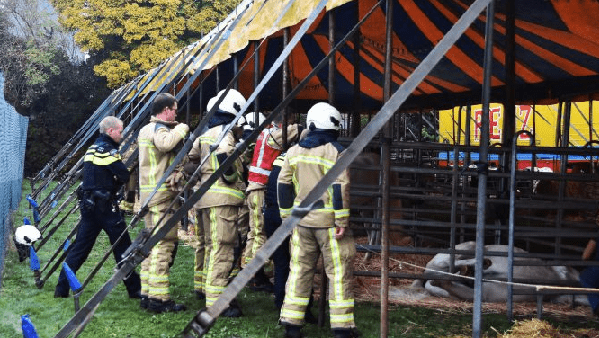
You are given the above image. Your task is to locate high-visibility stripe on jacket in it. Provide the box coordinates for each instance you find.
[248,128,279,186]
[277,142,350,228]
[138,116,188,207]
[188,125,245,208]
[81,134,130,192]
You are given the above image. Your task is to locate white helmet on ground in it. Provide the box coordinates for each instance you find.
[306,102,342,131]
[15,225,41,245]
[206,89,246,116]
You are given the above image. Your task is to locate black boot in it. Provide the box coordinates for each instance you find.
[283,324,303,338]
[147,298,186,313]
[221,298,243,317]
[54,287,69,298]
[124,271,141,299]
[194,290,206,300]
[128,290,142,299]
[140,295,149,309]
[332,328,361,338]
[304,295,317,324]
[304,310,317,325]
[250,268,274,293]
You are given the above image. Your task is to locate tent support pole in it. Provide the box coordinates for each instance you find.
[317,8,338,328]
[473,1,495,337]
[216,64,220,92]
[555,101,571,257]
[380,0,394,337]
[503,0,516,148]
[234,54,239,90]
[556,101,563,146]
[282,28,290,150]
[328,9,337,105]
[254,41,260,112]
[590,97,594,147]
[352,2,362,137]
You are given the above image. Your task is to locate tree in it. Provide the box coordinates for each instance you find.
[0,0,87,113]
[50,0,241,88]
[0,0,111,175]
[1,0,84,62]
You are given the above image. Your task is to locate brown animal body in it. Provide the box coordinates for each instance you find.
[532,164,599,223]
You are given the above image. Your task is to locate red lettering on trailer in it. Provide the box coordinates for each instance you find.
[473,106,502,141]
[518,105,533,140]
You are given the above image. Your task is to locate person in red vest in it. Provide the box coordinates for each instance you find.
[244,112,302,291]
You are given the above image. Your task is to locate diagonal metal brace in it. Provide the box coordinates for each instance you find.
[120,228,152,264]
[291,200,324,218]
[184,308,215,338]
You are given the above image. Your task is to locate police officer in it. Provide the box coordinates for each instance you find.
[54,116,141,299]
[138,92,189,313]
[278,102,359,338]
[187,88,247,317]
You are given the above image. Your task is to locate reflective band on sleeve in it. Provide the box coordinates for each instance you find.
[334,209,350,218]
[249,166,272,176]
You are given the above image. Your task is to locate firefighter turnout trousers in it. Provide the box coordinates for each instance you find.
[243,189,265,267]
[234,203,249,273]
[192,208,205,294]
[140,203,179,301]
[280,226,356,329]
[201,205,239,307]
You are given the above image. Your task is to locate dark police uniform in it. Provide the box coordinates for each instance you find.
[580,235,599,315]
[55,133,141,298]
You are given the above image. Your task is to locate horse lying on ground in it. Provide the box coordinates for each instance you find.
[410,241,589,305]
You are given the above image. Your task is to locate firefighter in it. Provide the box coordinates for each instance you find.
[230,112,263,281]
[237,111,265,147]
[190,207,206,301]
[244,112,302,291]
[187,88,247,317]
[278,102,359,338]
[54,116,141,300]
[138,93,189,313]
[264,151,317,325]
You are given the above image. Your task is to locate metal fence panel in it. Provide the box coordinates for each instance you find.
[0,71,29,285]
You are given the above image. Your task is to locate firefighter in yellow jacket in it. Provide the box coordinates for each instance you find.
[278,102,359,338]
[187,89,246,317]
[138,92,189,313]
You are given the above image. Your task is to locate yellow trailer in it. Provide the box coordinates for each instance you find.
[438,102,599,170]
[439,102,598,147]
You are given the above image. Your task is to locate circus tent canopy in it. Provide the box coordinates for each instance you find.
[143,0,599,113]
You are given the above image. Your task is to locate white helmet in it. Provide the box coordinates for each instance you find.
[15,225,41,245]
[243,112,265,130]
[306,102,342,131]
[206,89,246,116]
[236,114,247,128]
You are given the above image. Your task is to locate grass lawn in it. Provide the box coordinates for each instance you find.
[2,181,599,337]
